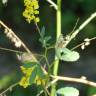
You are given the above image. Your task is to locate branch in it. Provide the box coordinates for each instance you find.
[0,46,23,54]
[51,75,96,87]
[0,20,31,53]
[0,20,37,62]
[72,36,96,50]
[37,75,96,95]
[36,78,59,96]
[64,12,96,47]
[46,0,58,10]
[0,82,18,96]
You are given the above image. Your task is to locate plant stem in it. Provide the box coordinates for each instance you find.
[0,46,23,54]
[50,0,61,95]
[63,12,96,48]
[46,0,58,10]
[0,20,31,54]
[0,82,18,96]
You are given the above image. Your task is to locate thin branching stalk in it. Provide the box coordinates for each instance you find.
[0,20,37,56]
[0,20,37,62]
[46,0,58,10]
[0,82,18,96]
[0,20,31,53]
[64,12,96,47]
[34,22,41,35]
[51,75,96,87]
[51,0,62,95]
[0,46,45,59]
[37,73,96,95]
[72,36,96,50]
[0,46,23,54]
[36,78,59,96]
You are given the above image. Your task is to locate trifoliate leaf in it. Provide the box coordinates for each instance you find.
[39,26,51,48]
[40,26,45,38]
[39,36,51,47]
[29,67,37,84]
[44,36,51,42]
[56,87,79,96]
[23,62,37,68]
[56,48,80,62]
[37,64,46,79]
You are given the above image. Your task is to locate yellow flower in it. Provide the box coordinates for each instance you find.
[19,64,47,88]
[23,0,40,23]
[34,75,47,86]
[35,17,40,22]
[20,66,35,76]
[19,76,30,88]
[34,10,39,14]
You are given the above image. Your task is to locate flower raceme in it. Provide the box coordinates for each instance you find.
[23,0,40,23]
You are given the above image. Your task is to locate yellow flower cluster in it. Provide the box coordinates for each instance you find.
[19,76,30,88]
[19,66,46,88]
[23,0,40,23]
[19,66,34,88]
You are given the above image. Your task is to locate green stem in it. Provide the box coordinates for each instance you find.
[50,0,61,96]
[0,46,23,54]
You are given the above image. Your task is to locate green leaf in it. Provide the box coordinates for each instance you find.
[56,87,79,96]
[29,67,37,84]
[39,37,43,43]
[87,87,96,96]
[37,64,46,79]
[56,48,80,62]
[40,26,45,37]
[39,26,51,48]
[23,62,37,68]
[39,26,46,45]
[44,36,51,42]
[42,39,46,47]
[39,36,51,47]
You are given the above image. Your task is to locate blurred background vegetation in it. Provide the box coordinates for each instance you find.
[0,0,96,96]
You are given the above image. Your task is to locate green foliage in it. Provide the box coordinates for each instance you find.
[37,64,46,79]
[55,34,80,62]
[1,0,96,96]
[56,47,80,62]
[23,62,37,68]
[0,74,14,90]
[29,67,37,84]
[87,87,96,96]
[39,26,51,48]
[56,87,79,96]
[29,63,46,85]
[23,62,46,80]
[19,61,47,88]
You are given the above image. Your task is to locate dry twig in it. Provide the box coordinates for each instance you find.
[51,75,96,87]
[46,0,57,10]
[0,20,37,62]
[65,12,96,47]
[72,36,96,50]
